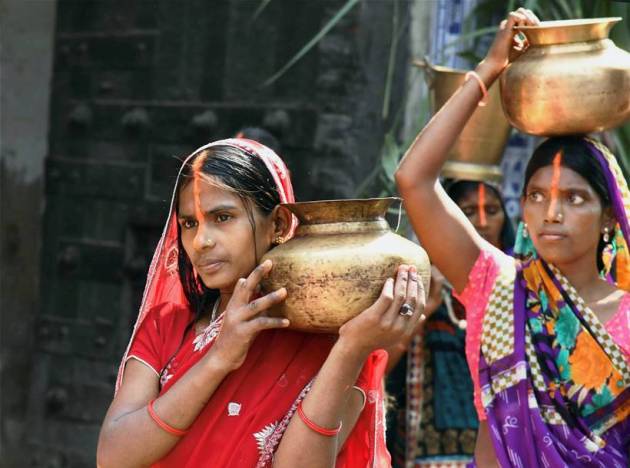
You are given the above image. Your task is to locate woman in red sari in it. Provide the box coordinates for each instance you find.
[97,138,425,467]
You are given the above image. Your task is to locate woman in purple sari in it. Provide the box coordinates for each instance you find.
[395,8,630,467]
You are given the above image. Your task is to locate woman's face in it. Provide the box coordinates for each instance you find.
[177,178,275,292]
[522,164,610,267]
[457,183,505,248]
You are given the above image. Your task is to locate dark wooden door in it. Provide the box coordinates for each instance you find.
[27,1,326,465]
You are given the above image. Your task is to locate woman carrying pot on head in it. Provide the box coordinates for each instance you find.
[97,138,427,467]
[395,8,630,468]
[386,179,515,468]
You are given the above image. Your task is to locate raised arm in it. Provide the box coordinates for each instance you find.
[395,8,538,292]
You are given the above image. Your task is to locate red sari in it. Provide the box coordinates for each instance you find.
[115,139,391,467]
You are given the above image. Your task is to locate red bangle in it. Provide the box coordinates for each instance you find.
[465,71,489,107]
[296,401,342,437]
[147,399,189,437]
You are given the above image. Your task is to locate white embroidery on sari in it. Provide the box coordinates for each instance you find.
[192,314,223,352]
[228,402,241,416]
[254,422,278,453]
[254,380,314,467]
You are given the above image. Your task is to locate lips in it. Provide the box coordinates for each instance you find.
[196,258,225,273]
[538,231,567,241]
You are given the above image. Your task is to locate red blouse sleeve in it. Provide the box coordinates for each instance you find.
[126,302,191,377]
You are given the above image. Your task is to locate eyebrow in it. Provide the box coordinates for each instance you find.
[178,203,240,219]
[526,184,592,194]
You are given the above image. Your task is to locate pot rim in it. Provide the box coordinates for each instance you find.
[281,197,402,225]
[282,197,401,208]
[515,17,621,30]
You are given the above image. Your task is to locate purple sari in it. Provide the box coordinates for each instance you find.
[472,139,630,467]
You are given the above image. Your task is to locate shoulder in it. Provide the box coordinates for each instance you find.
[140,301,193,329]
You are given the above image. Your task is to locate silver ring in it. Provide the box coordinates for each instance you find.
[399,303,414,316]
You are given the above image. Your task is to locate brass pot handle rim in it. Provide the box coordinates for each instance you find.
[514,16,621,30]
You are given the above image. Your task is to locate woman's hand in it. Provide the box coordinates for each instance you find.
[209,260,289,372]
[337,264,426,357]
[483,8,540,75]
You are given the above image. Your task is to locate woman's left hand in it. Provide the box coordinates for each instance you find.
[337,265,425,357]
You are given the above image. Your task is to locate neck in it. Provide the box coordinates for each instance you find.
[551,251,605,300]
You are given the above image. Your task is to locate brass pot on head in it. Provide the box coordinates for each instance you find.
[414,56,511,183]
[500,18,630,136]
[260,198,431,333]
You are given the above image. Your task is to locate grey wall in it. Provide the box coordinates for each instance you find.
[0,0,57,464]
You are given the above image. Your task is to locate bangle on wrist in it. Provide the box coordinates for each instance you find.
[465,71,489,107]
[296,401,342,437]
[147,399,190,437]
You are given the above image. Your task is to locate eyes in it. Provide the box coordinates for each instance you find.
[179,213,234,230]
[461,205,501,217]
[526,190,585,205]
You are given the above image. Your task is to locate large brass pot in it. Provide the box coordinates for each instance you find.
[500,18,630,136]
[414,57,511,182]
[260,198,431,333]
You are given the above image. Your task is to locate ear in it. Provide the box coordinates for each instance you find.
[270,205,293,241]
[519,196,526,222]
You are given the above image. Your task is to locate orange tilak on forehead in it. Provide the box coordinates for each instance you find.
[478,183,487,226]
[547,151,563,219]
[192,154,206,223]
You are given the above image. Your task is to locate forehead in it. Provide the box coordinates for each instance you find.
[456,184,502,205]
[527,164,593,190]
[177,178,244,215]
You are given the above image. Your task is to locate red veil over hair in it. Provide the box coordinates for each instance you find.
[115,139,391,467]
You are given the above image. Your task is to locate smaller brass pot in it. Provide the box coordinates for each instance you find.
[261,198,431,333]
[414,57,511,181]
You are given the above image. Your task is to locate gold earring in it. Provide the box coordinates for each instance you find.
[274,236,285,245]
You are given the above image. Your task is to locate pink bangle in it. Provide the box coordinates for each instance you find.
[147,399,189,437]
[296,401,342,437]
[465,71,489,107]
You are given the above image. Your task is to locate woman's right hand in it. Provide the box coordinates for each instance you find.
[337,265,426,358]
[483,8,540,74]
[209,259,289,372]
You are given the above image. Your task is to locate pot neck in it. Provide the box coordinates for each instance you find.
[294,219,390,236]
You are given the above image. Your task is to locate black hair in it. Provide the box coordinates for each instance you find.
[523,136,613,269]
[445,179,515,251]
[175,144,281,322]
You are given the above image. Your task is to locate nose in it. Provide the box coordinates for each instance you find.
[192,222,215,251]
[544,199,564,223]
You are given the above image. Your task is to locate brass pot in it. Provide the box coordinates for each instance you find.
[414,57,511,182]
[260,198,431,333]
[500,18,630,136]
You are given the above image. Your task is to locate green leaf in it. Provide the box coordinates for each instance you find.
[381,133,402,182]
[261,0,361,87]
[382,0,401,120]
[250,0,273,23]
[440,26,499,54]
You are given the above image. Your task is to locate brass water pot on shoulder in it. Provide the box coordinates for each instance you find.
[260,198,431,333]
[500,18,630,136]
[414,57,511,182]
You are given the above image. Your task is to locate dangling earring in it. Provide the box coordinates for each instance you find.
[514,221,537,258]
[603,226,610,243]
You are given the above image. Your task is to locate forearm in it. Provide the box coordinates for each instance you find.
[98,353,231,467]
[273,339,369,467]
[396,61,502,190]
